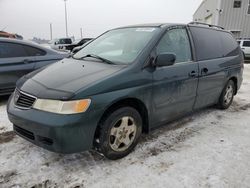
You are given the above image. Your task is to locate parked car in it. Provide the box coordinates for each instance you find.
[71,39,93,54]
[48,38,72,51]
[237,39,250,59]
[7,23,243,160]
[65,38,93,51]
[0,31,23,39]
[0,38,69,96]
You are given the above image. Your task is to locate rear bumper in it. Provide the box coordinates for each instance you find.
[7,95,99,154]
[244,53,250,58]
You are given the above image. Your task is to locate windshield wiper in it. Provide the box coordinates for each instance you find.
[79,54,115,64]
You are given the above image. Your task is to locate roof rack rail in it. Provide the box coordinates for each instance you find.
[188,22,224,30]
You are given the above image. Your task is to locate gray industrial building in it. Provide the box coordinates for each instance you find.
[193,0,250,38]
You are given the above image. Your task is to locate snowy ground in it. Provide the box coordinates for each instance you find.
[0,64,250,188]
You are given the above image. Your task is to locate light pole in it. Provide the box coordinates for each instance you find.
[50,23,53,40]
[80,27,83,39]
[63,0,68,37]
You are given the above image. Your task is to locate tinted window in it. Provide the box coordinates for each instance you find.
[243,41,250,47]
[220,32,238,57]
[156,28,192,63]
[190,27,239,60]
[190,27,223,61]
[59,38,72,44]
[23,45,46,56]
[0,42,28,58]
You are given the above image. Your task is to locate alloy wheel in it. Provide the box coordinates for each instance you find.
[109,116,137,152]
[224,84,234,105]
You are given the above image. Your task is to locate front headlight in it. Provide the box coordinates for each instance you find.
[33,99,91,114]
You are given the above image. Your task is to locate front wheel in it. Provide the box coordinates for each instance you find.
[97,107,142,160]
[217,80,235,109]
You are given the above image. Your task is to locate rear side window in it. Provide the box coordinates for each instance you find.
[243,41,250,47]
[220,32,238,57]
[190,27,222,61]
[23,45,46,56]
[156,28,192,63]
[190,27,238,61]
[0,42,28,58]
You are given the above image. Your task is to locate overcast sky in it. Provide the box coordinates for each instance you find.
[0,0,202,40]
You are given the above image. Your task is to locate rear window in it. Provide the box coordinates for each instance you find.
[220,32,238,57]
[59,38,72,44]
[23,45,46,56]
[190,27,238,61]
[0,42,28,58]
[243,41,250,47]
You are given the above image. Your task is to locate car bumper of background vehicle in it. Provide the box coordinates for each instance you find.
[7,96,99,154]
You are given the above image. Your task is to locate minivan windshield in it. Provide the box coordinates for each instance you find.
[73,27,159,64]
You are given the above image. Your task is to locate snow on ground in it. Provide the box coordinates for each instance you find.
[0,65,250,188]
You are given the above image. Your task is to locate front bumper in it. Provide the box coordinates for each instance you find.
[7,95,100,154]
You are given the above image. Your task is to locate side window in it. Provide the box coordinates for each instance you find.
[156,28,192,63]
[23,45,46,56]
[220,32,238,57]
[243,41,250,47]
[0,42,28,58]
[190,27,223,61]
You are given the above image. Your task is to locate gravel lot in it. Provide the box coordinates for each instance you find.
[0,65,250,188]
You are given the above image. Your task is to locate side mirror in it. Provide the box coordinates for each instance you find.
[54,42,58,45]
[155,53,176,67]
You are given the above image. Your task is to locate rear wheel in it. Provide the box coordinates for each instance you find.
[97,107,142,160]
[217,80,235,109]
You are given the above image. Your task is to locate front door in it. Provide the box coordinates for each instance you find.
[152,27,198,126]
[0,42,36,94]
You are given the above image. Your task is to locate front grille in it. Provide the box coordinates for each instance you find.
[14,125,35,140]
[14,90,36,109]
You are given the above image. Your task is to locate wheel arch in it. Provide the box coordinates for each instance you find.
[229,76,238,95]
[94,97,149,141]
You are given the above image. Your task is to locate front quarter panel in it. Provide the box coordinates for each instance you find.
[74,67,154,129]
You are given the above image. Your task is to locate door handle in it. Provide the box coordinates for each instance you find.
[201,68,208,74]
[188,71,198,77]
[241,48,245,50]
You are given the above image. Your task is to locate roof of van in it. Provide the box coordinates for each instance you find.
[114,23,226,32]
[115,23,186,29]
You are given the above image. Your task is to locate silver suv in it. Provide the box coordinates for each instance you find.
[237,39,250,59]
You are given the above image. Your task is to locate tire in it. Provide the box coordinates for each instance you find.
[217,80,235,109]
[97,107,142,160]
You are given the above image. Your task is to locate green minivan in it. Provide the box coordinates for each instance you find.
[7,22,244,159]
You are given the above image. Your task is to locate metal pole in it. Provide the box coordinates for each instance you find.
[64,0,68,37]
[80,28,83,39]
[50,23,53,40]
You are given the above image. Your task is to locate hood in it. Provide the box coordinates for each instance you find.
[19,58,125,99]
